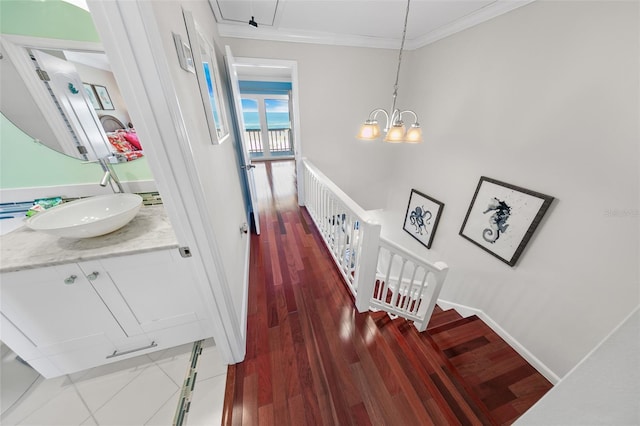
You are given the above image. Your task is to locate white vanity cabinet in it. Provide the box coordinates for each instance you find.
[0,249,210,378]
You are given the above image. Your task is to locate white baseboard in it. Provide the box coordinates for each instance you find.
[239,232,251,342]
[437,298,561,385]
[0,180,157,203]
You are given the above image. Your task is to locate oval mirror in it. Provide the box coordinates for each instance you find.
[0,35,143,162]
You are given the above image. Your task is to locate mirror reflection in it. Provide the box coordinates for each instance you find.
[0,37,143,162]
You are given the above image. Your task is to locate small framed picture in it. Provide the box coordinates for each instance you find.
[93,84,114,110]
[83,83,102,109]
[403,189,444,249]
[459,177,554,266]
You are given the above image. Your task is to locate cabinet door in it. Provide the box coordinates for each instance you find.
[82,250,205,335]
[0,264,126,357]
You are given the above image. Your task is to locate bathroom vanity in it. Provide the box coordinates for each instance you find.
[0,205,213,378]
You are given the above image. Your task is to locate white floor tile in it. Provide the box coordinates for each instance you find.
[79,415,98,425]
[92,365,178,426]
[0,376,70,425]
[1,352,40,415]
[195,344,227,382]
[17,386,90,426]
[71,355,154,413]
[152,345,193,386]
[144,390,179,426]
[183,375,226,426]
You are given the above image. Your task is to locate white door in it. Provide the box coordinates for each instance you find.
[225,45,260,235]
[32,49,111,160]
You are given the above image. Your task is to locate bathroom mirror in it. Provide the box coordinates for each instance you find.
[183,10,230,145]
[0,35,143,162]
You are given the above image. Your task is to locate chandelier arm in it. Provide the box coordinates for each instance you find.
[399,109,419,124]
[368,108,390,128]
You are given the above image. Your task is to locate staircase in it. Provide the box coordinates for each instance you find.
[422,306,553,425]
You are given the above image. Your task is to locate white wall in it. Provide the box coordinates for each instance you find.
[149,1,249,339]
[224,38,412,210]
[516,308,639,425]
[384,0,639,378]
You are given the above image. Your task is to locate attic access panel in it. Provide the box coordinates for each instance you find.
[214,0,278,27]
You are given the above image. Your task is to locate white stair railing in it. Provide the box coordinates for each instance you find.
[373,239,448,332]
[302,159,449,330]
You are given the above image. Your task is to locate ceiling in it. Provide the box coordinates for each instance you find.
[210,0,535,50]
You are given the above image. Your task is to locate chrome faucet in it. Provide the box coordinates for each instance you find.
[98,158,124,193]
[84,157,124,193]
[99,169,112,187]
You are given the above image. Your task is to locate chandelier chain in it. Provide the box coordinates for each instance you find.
[392,0,411,100]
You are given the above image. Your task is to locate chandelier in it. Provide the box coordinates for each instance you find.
[356,0,422,144]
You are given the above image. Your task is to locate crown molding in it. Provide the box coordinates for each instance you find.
[218,0,535,50]
[409,0,536,49]
[217,24,401,50]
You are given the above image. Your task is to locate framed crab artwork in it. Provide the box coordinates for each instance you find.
[459,177,554,266]
[403,189,444,249]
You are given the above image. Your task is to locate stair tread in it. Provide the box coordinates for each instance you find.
[425,314,553,425]
[426,308,464,330]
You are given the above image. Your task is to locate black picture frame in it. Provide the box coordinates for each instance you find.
[93,84,114,110]
[83,83,102,110]
[402,189,444,249]
[459,177,554,266]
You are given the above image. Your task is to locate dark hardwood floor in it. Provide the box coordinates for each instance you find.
[223,160,552,425]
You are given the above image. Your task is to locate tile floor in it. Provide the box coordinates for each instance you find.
[0,339,227,425]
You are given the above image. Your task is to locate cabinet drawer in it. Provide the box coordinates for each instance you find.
[48,321,208,376]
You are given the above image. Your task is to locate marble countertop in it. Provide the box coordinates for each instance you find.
[0,205,178,273]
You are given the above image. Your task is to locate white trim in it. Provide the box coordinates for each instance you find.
[0,180,157,203]
[412,0,536,48]
[216,0,536,50]
[437,298,561,384]
[0,34,104,52]
[240,234,250,341]
[87,0,245,363]
[218,24,402,50]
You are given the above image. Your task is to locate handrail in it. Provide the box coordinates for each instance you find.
[301,158,448,332]
[379,237,448,273]
[302,159,372,221]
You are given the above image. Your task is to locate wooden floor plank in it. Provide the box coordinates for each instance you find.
[226,160,552,425]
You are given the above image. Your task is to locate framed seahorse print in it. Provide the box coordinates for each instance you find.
[459,177,554,266]
[403,189,444,249]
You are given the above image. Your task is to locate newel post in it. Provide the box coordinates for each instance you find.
[415,262,449,332]
[354,220,382,313]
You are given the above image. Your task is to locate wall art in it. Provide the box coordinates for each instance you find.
[83,83,102,110]
[403,189,444,249]
[183,10,230,144]
[459,177,553,266]
[93,84,114,110]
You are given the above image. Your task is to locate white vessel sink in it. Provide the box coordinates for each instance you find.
[25,194,143,239]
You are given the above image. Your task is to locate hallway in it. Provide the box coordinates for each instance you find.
[224,160,550,425]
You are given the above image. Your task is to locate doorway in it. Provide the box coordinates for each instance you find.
[241,94,293,160]
[225,49,304,237]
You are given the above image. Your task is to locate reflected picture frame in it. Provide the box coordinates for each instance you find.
[402,189,444,249]
[182,9,230,145]
[83,83,102,110]
[93,84,114,110]
[459,177,554,266]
